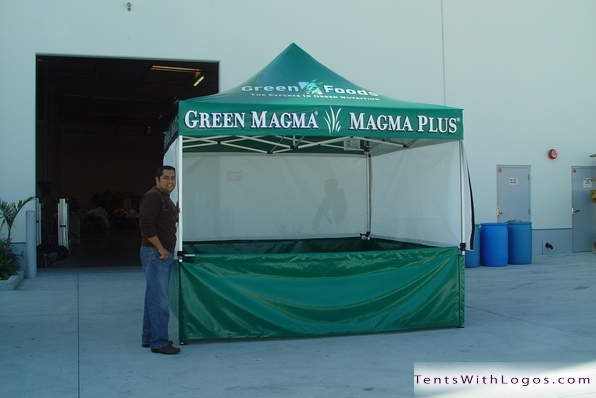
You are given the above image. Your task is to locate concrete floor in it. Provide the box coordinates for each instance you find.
[51,228,142,268]
[1,237,596,397]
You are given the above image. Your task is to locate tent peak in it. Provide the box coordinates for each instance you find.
[175,43,463,149]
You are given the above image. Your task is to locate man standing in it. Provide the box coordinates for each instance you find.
[139,165,181,355]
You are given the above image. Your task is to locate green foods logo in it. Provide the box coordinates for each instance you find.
[240,81,378,97]
[298,80,324,95]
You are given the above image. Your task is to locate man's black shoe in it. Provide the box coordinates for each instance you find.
[151,344,181,355]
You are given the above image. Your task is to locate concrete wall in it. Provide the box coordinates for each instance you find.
[445,1,596,229]
[1,0,595,253]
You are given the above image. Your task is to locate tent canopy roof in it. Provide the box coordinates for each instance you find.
[172,43,463,154]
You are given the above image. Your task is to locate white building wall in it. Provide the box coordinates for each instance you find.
[444,0,596,230]
[1,0,595,250]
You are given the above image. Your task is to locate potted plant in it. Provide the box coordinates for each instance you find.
[0,196,34,280]
[0,240,21,280]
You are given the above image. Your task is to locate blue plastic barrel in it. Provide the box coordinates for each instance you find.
[465,224,481,268]
[507,222,532,264]
[480,223,508,266]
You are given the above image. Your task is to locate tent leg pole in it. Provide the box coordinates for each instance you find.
[459,140,466,252]
[177,136,183,254]
[366,151,372,235]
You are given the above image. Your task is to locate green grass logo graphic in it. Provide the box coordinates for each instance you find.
[324,107,342,134]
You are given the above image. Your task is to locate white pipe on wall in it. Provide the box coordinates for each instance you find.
[26,210,37,278]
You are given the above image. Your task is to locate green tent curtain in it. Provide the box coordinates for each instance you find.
[171,244,464,341]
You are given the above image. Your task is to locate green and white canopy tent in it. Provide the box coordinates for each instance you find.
[165,43,470,341]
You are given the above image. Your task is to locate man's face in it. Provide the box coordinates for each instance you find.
[156,169,176,194]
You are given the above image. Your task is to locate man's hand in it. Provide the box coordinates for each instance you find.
[147,236,169,259]
[157,246,169,259]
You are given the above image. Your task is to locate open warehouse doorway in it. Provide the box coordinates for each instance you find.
[36,55,219,267]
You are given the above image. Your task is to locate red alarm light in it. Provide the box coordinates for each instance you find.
[548,149,558,159]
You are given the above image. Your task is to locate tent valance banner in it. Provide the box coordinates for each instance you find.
[175,43,463,154]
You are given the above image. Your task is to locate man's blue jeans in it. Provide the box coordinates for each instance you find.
[140,246,173,349]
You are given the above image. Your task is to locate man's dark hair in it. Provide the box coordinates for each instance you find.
[156,165,176,178]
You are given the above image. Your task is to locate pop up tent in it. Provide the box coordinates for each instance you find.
[165,43,468,342]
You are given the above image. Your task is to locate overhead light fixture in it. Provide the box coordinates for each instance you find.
[151,65,201,73]
[193,72,205,86]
